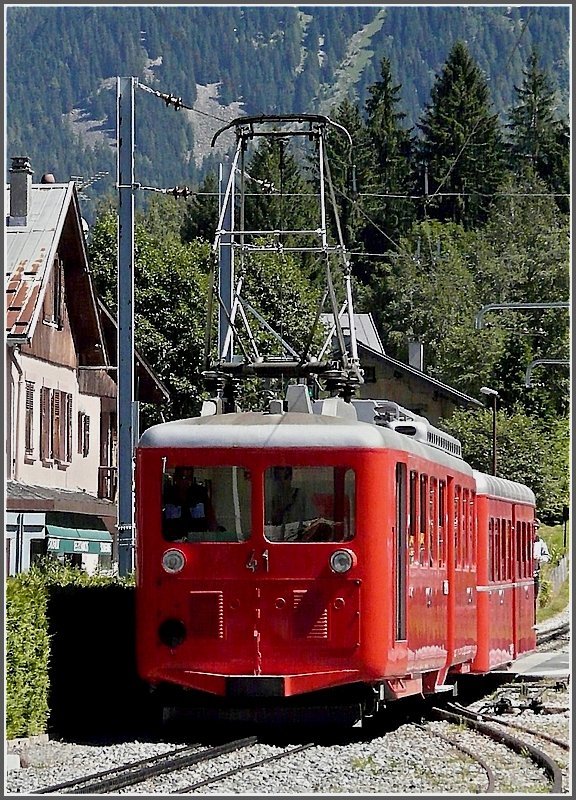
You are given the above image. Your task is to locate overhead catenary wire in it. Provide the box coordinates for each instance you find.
[137,80,230,123]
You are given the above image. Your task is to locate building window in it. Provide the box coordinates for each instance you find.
[363,366,376,383]
[40,387,72,464]
[25,381,34,455]
[78,412,90,457]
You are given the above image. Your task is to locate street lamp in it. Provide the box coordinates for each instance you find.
[480,387,499,476]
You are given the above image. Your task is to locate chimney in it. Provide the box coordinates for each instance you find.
[8,156,33,226]
[408,339,424,371]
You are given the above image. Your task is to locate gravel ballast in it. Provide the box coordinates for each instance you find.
[5,610,570,795]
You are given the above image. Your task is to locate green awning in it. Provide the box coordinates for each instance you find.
[46,515,112,556]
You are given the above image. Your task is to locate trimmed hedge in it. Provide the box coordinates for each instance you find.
[6,570,51,738]
[6,562,152,740]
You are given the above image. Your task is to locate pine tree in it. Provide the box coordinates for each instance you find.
[507,49,569,213]
[363,57,414,252]
[417,41,503,228]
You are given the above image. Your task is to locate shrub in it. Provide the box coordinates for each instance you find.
[6,561,140,740]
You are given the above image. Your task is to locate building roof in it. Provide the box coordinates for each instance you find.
[321,311,482,409]
[5,180,107,365]
[6,177,170,404]
[6,480,117,518]
[97,298,171,405]
[320,312,385,354]
[358,341,483,408]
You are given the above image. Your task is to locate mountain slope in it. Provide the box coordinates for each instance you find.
[5,5,570,215]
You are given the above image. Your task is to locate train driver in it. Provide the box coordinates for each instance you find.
[163,467,218,541]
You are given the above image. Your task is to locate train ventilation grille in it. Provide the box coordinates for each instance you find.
[293,590,329,639]
[188,591,224,639]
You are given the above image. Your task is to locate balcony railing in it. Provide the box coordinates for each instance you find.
[98,466,118,502]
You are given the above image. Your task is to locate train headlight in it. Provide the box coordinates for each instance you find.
[329,549,355,574]
[162,548,186,573]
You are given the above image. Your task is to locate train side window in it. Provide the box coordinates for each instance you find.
[494,518,501,581]
[429,477,436,567]
[454,486,461,567]
[409,471,418,564]
[419,475,428,566]
[515,521,521,577]
[504,519,511,580]
[522,521,530,578]
[504,520,509,579]
[395,463,408,640]
[264,466,355,543]
[461,489,467,566]
[488,518,494,581]
[469,493,476,564]
[438,480,446,566]
[162,465,252,542]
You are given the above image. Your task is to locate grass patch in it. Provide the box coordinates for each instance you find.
[537,578,569,623]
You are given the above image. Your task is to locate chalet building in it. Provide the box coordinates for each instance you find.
[5,157,169,575]
[321,313,483,424]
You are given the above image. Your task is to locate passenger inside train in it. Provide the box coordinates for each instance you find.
[264,465,354,543]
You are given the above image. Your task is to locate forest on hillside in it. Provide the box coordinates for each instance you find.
[5,5,570,217]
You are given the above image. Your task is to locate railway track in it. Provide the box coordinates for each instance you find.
[536,620,570,647]
[430,701,566,793]
[171,742,316,793]
[416,722,497,792]
[30,737,258,795]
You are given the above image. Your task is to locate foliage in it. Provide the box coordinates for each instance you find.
[6,562,135,739]
[469,168,569,416]
[417,41,504,228]
[6,570,50,738]
[363,56,414,249]
[440,409,569,523]
[88,208,213,422]
[506,49,570,212]
[6,563,138,739]
[5,7,569,219]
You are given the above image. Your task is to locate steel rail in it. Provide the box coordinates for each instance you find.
[173,743,316,794]
[536,621,570,646]
[32,737,257,795]
[447,700,568,749]
[416,723,495,793]
[433,705,563,793]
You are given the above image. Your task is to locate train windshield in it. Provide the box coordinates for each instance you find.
[162,465,252,542]
[264,466,355,543]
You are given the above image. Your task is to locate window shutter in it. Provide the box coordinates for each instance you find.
[25,381,34,454]
[40,387,51,460]
[52,390,62,461]
[83,415,90,457]
[64,393,72,462]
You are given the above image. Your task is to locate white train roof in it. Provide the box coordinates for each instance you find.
[473,470,536,505]
[138,409,472,474]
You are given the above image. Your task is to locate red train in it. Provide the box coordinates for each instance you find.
[134,387,537,726]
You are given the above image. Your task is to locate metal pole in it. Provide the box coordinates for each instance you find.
[218,160,234,362]
[480,386,498,477]
[491,395,497,477]
[117,76,135,576]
